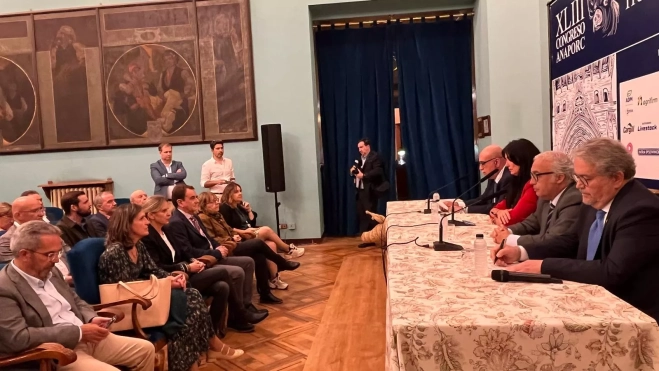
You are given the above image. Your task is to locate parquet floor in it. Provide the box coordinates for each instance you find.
[200,237,385,371]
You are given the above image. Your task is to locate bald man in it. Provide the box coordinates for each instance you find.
[441,144,512,214]
[130,190,148,206]
[20,190,51,223]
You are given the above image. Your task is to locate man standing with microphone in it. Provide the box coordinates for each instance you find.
[351,138,388,248]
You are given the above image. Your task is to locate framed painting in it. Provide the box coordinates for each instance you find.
[197,0,257,141]
[0,15,42,153]
[34,10,107,150]
[100,2,203,146]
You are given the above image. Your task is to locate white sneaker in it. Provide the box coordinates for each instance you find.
[286,244,305,259]
[268,274,289,290]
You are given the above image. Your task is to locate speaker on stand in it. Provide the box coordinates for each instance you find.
[261,124,286,235]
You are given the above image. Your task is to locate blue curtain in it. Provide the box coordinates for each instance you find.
[393,20,479,200]
[316,26,395,237]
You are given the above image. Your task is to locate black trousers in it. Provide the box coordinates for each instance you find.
[232,239,289,297]
[189,265,243,331]
[356,188,378,233]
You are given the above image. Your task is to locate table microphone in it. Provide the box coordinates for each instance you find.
[491,270,563,284]
[423,174,468,214]
[433,189,506,251]
[449,169,500,226]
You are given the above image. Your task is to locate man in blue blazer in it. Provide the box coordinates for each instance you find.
[150,143,187,199]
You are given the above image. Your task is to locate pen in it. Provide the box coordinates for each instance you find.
[493,239,505,265]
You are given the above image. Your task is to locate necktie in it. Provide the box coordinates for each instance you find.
[491,180,498,202]
[191,216,214,250]
[586,210,606,260]
[544,203,555,232]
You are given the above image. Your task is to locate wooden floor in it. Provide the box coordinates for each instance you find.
[200,237,385,371]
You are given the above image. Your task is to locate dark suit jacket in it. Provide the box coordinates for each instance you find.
[530,180,659,321]
[57,216,90,248]
[0,265,96,357]
[150,160,187,198]
[86,213,109,238]
[467,167,513,214]
[354,151,386,198]
[509,183,581,248]
[141,224,194,273]
[164,209,223,261]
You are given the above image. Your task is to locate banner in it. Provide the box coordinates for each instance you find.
[549,0,659,188]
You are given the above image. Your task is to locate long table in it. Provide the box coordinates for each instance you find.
[385,200,659,371]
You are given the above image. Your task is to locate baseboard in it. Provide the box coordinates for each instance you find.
[283,238,324,245]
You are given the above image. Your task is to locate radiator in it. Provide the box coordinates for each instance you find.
[50,186,105,214]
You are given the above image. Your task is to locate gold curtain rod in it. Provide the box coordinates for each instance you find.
[313,11,474,30]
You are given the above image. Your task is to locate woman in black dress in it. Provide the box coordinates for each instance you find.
[98,204,243,371]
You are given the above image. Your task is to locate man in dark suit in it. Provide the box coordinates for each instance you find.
[87,192,116,238]
[351,138,387,247]
[494,138,659,321]
[150,143,187,199]
[492,151,582,249]
[0,221,155,370]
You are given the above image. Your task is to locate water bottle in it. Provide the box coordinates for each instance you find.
[473,233,489,278]
[432,193,440,223]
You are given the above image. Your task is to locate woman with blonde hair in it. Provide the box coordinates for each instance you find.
[198,191,301,293]
[219,183,304,259]
[98,204,243,371]
[0,202,12,232]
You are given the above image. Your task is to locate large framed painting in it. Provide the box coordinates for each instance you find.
[34,10,107,150]
[99,2,203,146]
[197,0,257,141]
[0,15,42,153]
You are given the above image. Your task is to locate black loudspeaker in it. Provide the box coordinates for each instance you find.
[261,124,286,193]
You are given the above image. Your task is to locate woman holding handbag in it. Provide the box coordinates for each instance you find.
[140,195,267,333]
[98,204,243,371]
[198,192,299,291]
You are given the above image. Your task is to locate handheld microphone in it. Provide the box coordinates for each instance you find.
[449,169,500,226]
[423,174,468,214]
[491,270,563,284]
[433,189,507,251]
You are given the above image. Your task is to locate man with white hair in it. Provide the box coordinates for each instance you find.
[129,190,148,206]
[0,221,155,370]
[87,192,116,238]
[494,138,659,321]
[491,151,582,250]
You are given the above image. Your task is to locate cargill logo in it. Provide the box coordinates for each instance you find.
[638,96,658,106]
[622,123,634,134]
[626,90,633,103]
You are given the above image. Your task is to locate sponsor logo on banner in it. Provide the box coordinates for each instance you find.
[637,122,658,132]
[626,90,634,103]
[638,96,658,106]
[622,123,634,134]
[638,148,659,156]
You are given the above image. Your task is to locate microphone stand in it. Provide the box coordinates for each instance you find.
[449,169,499,226]
[423,175,467,214]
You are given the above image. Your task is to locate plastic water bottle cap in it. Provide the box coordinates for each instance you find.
[476,234,484,238]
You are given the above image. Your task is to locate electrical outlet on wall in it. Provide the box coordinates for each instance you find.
[289,223,296,230]
[280,224,288,230]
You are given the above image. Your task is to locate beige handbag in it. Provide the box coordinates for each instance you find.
[99,275,171,332]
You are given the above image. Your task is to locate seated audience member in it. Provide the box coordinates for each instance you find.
[494,138,659,321]
[200,140,234,197]
[98,204,243,370]
[0,202,12,231]
[129,190,148,206]
[489,139,540,226]
[87,191,117,238]
[492,151,582,249]
[150,143,187,200]
[20,190,50,223]
[1,197,73,283]
[198,192,300,291]
[0,221,156,371]
[141,196,268,333]
[441,145,512,214]
[57,191,92,247]
[220,183,304,259]
[165,183,281,306]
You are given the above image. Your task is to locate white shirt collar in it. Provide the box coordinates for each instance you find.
[601,199,613,214]
[494,167,505,183]
[178,209,195,220]
[11,261,52,287]
[550,186,568,207]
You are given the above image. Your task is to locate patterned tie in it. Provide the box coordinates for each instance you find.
[586,210,606,261]
[190,216,214,250]
[544,203,556,232]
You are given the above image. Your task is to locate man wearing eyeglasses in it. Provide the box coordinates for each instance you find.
[493,138,659,322]
[442,145,512,214]
[201,140,235,197]
[0,221,156,370]
[491,151,581,250]
[0,196,73,284]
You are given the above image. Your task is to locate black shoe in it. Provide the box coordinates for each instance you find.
[280,261,300,271]
[246,303,269,314]
[227,321,255,333]
[260,292,283,304]
[244,310,268,324]
[358,242,376,248]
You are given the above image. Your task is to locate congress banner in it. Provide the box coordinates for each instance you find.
[549,0,659,188]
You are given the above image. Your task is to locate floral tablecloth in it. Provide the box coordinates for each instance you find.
[385,200,659,371]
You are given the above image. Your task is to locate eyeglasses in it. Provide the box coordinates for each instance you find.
[478,158,498,166]
[573,174,591,187]
[530,171,555,182]
[29,250,63,261]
